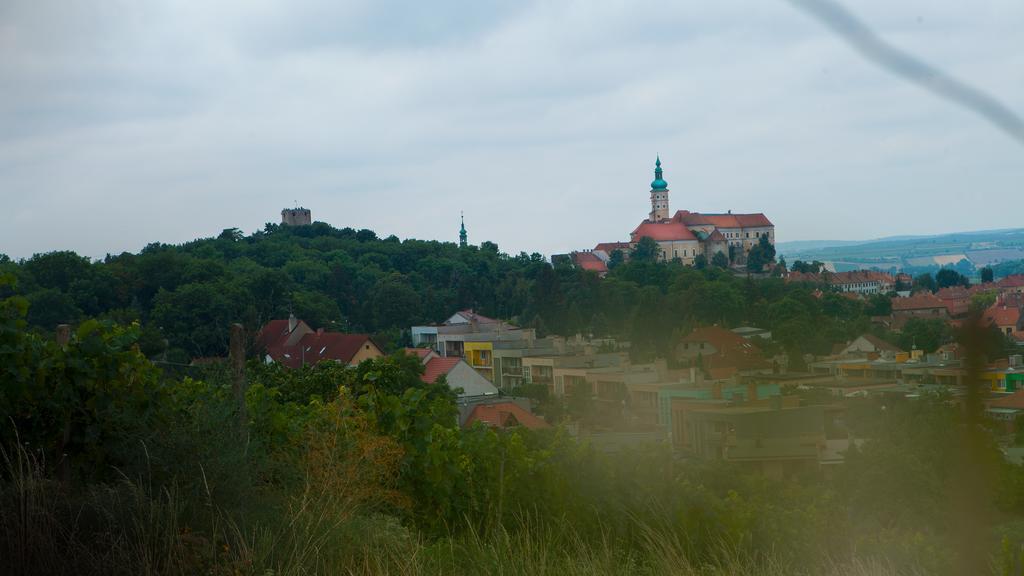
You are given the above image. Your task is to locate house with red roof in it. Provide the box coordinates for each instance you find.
[675,326,771,374]
[566,158,773,268]
[997,275,1024,294]
[984,304,1024,338]
[890,293,948,330]
[464,402,549,430]
[569,250,609,276]
[257,316,384,369]
[405,348,499,398]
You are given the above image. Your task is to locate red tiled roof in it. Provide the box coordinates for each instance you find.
[935,286,970,301]
[985,305,1021,328]
[421,357,462,383]
[674,210,713,226]
[891,293,946,312]
[267,332,378,369]
[683,326,749,349]
[403,348,434,361]
[683,326,769,371]
[465,402,550,430]
[987,391,1024,410]
[573,251,608,273]
[707,229,727,242]
[686,213,773,229]
[829,270,894,286]
[594,242,631,253]
[735,213,774,227]
[997,275,1024,288]
[631,220,696,242]
[255,319,304,351]
[303,332,376,363]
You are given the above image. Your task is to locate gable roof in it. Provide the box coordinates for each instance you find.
[630,220,696,242]
[403,347,435,363]
[594,242,631,253]
[266,331,379,369]
[447,310,502,325]
[891,293,946,312]
[465,402,549,430]
[572,251,609,274]
[985,305,1022,328]
[421,357,463,383]
[849,334,903,354]
[255,318,311,351]
[301,332,376,363]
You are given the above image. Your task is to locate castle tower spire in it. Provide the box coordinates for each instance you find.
[459,211,468,248]
[649,156,670,221]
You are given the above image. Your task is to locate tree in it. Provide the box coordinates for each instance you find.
[898,318,950,353]
[608,249,625,270]
[935,268,969,289]
[981,266,994,284]
[711,251,729,269]
[631,237,661,263]
[913,273,937,293]
[693,253,707,270]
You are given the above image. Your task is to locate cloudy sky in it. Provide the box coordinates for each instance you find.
[2,0,1022,260]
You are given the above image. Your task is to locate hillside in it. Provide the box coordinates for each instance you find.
[778,228,1024,273]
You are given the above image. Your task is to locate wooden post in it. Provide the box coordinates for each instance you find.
[55,324,71,347]
[229,323,248,439]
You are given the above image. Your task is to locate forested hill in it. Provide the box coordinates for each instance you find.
[0,221,876,362]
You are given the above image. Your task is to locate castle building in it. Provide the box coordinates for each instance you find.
[568,158,774,271]
[281,207,312,226]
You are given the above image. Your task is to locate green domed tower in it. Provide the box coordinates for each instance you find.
[649,156,670,221]
[459,212,468,248]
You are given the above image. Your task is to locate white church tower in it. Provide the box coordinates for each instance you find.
[649,156,670,222]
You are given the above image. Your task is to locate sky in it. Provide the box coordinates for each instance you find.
[1,0,1022,260]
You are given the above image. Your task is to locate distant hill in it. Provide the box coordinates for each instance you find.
[778,228,1024,273]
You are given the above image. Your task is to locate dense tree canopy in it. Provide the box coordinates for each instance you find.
[3,223,891,362]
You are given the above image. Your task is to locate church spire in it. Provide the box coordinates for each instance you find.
[649,156,670,221]
[459,211,468,248]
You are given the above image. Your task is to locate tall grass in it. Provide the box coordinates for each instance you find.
[2,439,938,576]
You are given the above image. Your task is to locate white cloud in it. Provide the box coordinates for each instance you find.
[0,0,1022,259]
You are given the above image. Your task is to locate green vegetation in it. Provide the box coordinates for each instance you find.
[3,223,882,365]
[4,227,1024,574]
[3,283,1024,574]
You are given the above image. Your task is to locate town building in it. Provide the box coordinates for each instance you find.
[563,158,774,268]
[281,207,312,226]
[410,310,536,364]
[256,315,383,368]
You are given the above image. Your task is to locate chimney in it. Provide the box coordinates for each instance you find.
[288,313,298,333]
[747,382,758,402]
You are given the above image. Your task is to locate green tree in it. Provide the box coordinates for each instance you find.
[711,251,729,269]
[630,237,661,263]
[936,268,969,289]
[981,266,994,284]
[913,273,937,293]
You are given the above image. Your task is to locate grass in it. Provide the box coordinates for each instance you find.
[1,440,936,576]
